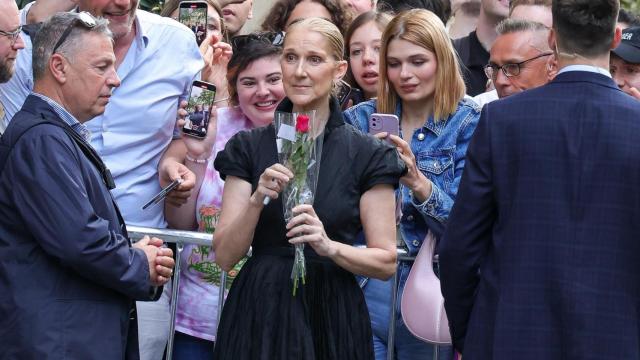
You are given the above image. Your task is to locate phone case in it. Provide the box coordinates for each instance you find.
[369,113,400,139]
[337,81,352,109]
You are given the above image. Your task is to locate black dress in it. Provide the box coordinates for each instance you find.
[212,98,405,360]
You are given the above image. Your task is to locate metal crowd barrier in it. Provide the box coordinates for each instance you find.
[127,226,442,360]
[127,226,213,360]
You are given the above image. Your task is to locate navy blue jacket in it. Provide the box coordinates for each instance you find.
[0,95,154,359]
[440,71,640,359]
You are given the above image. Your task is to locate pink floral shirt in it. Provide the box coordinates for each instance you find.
[175,107,252,340]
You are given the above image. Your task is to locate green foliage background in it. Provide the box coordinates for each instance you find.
[621,0,640,13]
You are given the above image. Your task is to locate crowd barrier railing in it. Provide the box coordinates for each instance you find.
[127,226,441,360]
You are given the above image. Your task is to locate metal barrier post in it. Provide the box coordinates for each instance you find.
[217,271,227,326]
[127,226,213,360]
[165,242,184,360]
[387,261,401,360]
[213,270,228,353]
[433,344,440,360]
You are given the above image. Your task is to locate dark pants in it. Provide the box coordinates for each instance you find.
[173,332,215,360]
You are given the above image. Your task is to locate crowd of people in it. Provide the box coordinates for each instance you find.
[0,0,639,359]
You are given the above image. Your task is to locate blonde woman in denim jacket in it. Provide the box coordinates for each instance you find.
[343,9,480,360]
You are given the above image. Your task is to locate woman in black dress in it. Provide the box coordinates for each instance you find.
[212,18,405,360]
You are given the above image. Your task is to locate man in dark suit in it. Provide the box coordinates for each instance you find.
[439,0,640,359]
[0,13,175,359]
[189,103,206,128]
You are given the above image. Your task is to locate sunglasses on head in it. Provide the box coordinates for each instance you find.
[231,31,285,53]
[52,12,98,54]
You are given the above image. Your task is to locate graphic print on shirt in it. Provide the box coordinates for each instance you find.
[189,205,246,290]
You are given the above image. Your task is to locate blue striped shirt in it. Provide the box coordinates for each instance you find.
[31,92,92,142]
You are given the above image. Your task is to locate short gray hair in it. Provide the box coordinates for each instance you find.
[32,12,112,81]
[497,18,549,35]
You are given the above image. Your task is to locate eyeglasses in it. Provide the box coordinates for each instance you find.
[0,26,22,47]
[484,52,554,80]
[52,12,98,54]
[231,31,285,53]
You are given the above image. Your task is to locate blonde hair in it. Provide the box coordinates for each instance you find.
[286,17,345,61]
[378,9,465,122]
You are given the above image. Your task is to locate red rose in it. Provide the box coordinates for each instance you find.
[295,114,310,133]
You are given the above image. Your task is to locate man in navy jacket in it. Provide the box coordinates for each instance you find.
[0,13,174,359]
[440,0,640,358]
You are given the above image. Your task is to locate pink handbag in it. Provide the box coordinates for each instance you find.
[400,230,452,345]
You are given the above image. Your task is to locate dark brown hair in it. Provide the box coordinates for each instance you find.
[260,0,353,35]
[226,36,283,106]
[343,11,393,92]
[552,0,619,57]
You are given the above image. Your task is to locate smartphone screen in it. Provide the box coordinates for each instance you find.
[179,1,208,45]
[183,81,216,139]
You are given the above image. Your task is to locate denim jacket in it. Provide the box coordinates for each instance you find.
[343,98,480,255]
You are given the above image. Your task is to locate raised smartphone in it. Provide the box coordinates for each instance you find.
[179,1,208,45]
[369,113,400,144]
[348,88,364,106]
[182,80,217,139]
[336,80,353,110]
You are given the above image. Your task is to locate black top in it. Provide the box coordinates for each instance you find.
[214,97,405,252]
[453,30,490,96]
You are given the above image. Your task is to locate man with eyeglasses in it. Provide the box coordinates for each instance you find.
[0,12,176,359]
[0,0,204,359]
[0,0,25,135]
[473,19,557,106]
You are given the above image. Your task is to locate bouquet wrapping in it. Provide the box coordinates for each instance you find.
[273,110,324,295]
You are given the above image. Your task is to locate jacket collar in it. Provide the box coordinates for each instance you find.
[20,95,67,126]
[551,70,620,92]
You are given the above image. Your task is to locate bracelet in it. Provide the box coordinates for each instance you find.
[185,153,211,164]
[213,97,229,104]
